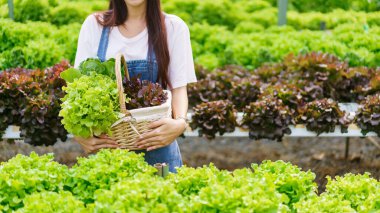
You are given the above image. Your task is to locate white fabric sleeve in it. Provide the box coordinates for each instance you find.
[168,22,197,89]
[74,15,99,68]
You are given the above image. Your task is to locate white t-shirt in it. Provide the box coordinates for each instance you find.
[74,13,197,89]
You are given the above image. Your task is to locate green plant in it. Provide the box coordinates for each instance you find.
[241,97,293,141]
[294,194,355,213]
[93,175,187,213]
[0,39,66,70]
[50,4,87,26]
[64,149,156,204]
[325,173,380,211]
[78,58,117,78]
[60,58,117,83]
[252,160,317,208]
[167,164,231,197]
[0,152,69,212]
[15,191,87,213]
[190,169,289,212]
[13,0,50,22]
[0,149,379,212]
[190,100,237,139]
[59,73,120,138]
[168,164,289,212]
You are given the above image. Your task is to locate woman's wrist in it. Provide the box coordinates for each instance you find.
[174,117,188,133]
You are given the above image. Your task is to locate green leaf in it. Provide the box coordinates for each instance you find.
[60,68,83,83]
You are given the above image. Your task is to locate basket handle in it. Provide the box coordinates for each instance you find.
[115,53,130,115]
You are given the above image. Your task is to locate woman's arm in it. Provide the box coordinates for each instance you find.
[171,86,189,120]
[135,86,188,151]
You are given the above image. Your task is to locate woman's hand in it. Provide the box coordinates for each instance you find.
[135,118,187,151]
[74,135,119,154]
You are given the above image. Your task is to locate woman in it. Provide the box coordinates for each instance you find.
[74,0,196,172]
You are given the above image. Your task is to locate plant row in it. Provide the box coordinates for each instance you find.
[1,17,379,72]
[0,18,80,69]
[191,23,380,69]
[1,52,379,145]
[263,0,380,13]
[189,52,380,106]
[1,0,380,70]
[189,52,380,140]
[2,0,379,30]
[190,96,379,140]
[164,0,380,30]
[1,149,379,213]
[0,0,106,25]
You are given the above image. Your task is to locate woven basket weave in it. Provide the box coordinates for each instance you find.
[110,53,172,150]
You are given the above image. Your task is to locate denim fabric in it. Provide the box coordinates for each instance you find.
[97,27,182,173]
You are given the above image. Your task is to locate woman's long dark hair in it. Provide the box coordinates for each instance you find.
[96,0,171,88]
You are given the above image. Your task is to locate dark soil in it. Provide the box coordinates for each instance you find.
[1,136,380,192]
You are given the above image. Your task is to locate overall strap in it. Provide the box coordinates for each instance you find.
[146,47,157,61]
[97,27,111,62]
[146,48,157,82]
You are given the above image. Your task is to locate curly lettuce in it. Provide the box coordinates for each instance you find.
[59,73,120,138]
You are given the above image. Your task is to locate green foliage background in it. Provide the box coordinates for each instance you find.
[0,0,379,70]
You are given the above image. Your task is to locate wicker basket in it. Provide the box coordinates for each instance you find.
[110,53,172,150]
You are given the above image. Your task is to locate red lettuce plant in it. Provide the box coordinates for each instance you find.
[283,52,346,83]
[187,65,252,107]
[0,61,68,145]
[230,78,262,111]
[300,81,325,103]
[284,52,348,100]
[21,93,67,145]
[369,68,380,94]
[241,97,293,141]
[296,98,350,135]
[123,76,168,110]
[187,78,230,106]
[355,94,380,136]
[190,100,237,139]
[254,63,283,83]
[261,83,302,113]
[335,67,372,102]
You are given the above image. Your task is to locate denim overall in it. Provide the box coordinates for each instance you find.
[97,27,182,173]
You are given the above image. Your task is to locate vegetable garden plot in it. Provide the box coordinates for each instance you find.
[0,149,379,213]
[1,0,380,70]
[188,52,380,140]
[1,52,380,145]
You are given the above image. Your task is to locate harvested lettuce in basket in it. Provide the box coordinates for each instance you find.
[60,58,118,83]
[59,73,121,138]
